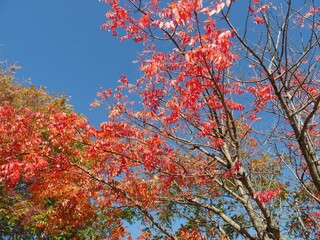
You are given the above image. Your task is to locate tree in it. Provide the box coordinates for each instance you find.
[1,0,319,239]
[93,0,319,239]
[0,65,103,239]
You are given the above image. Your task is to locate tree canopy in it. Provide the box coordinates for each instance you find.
[0,65,100,238]
[1,0,319,239]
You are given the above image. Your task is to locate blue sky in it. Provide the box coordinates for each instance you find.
[0,0,140,126]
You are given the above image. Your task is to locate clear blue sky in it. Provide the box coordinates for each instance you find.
[0,0,140,126]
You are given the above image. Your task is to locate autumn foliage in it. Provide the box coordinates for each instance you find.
[0,66,98,238]
[1,0,320,239]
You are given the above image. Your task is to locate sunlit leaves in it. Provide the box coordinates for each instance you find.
[96,0,319,238]
[0,66,99,238]
[1,0,319,238]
